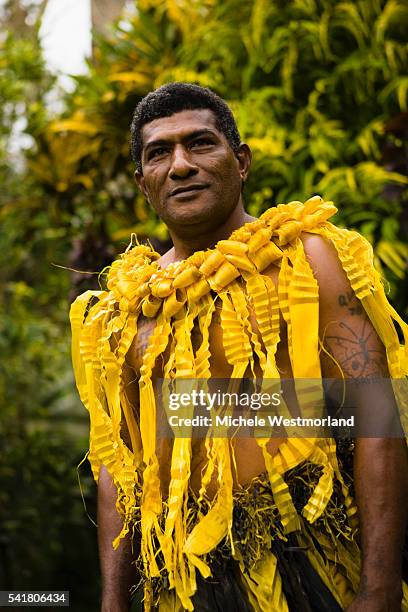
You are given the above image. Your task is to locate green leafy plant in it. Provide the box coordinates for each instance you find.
[23,0,407,305]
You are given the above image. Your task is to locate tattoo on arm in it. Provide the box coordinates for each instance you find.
[325,293,387,378]
[338,290,363,316]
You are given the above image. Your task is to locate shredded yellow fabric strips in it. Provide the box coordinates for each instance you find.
[70,196,408,611]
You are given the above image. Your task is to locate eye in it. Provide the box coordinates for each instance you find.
[148,147,168,160]
[190,138,214,149]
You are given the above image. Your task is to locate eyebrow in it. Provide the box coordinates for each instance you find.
[143,129,218,154]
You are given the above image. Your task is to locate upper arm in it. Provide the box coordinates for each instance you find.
[300,232,389,380]
[300,233,403,435]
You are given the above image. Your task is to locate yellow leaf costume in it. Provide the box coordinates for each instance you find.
[70,196,408,611]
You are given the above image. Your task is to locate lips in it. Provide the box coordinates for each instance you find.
[169,184,208,197]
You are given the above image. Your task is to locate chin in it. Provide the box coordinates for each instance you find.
[165,202,220,228]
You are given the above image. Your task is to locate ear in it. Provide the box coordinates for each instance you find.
[235,143,252,183]
[134,169,148,200]
[133,170,146,196]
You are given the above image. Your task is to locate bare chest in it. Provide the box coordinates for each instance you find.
[125,267,293,492]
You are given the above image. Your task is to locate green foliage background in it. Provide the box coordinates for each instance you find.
[0,0,407,610]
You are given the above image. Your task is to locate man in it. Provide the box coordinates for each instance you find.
[70,82,408,611]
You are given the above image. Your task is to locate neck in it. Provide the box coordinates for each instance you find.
[166,203,256,263]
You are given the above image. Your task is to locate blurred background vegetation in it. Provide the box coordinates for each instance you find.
[0,0,407,610]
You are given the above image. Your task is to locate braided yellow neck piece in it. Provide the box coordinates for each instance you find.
[105,195,337,316]
[70,196,408,611]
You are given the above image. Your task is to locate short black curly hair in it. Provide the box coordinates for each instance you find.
[130,82,241,173]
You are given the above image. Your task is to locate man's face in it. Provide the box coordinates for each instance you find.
[135,109,250,232]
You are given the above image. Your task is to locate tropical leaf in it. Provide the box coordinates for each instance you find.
[375,0,408,42]
[108,71,152,85]
[376,240,408,278]
[7,0,406,297]
[49,119,99,135]
[380,77,408,111]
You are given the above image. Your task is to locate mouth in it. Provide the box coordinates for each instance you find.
[169,184,209,198]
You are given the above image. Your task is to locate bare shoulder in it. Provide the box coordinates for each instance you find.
[300,231,349,294]
[300,230,366,317]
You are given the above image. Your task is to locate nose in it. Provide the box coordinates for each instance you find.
[169,145,199,180]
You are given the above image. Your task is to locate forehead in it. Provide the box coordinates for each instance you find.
[141,109,222,147]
